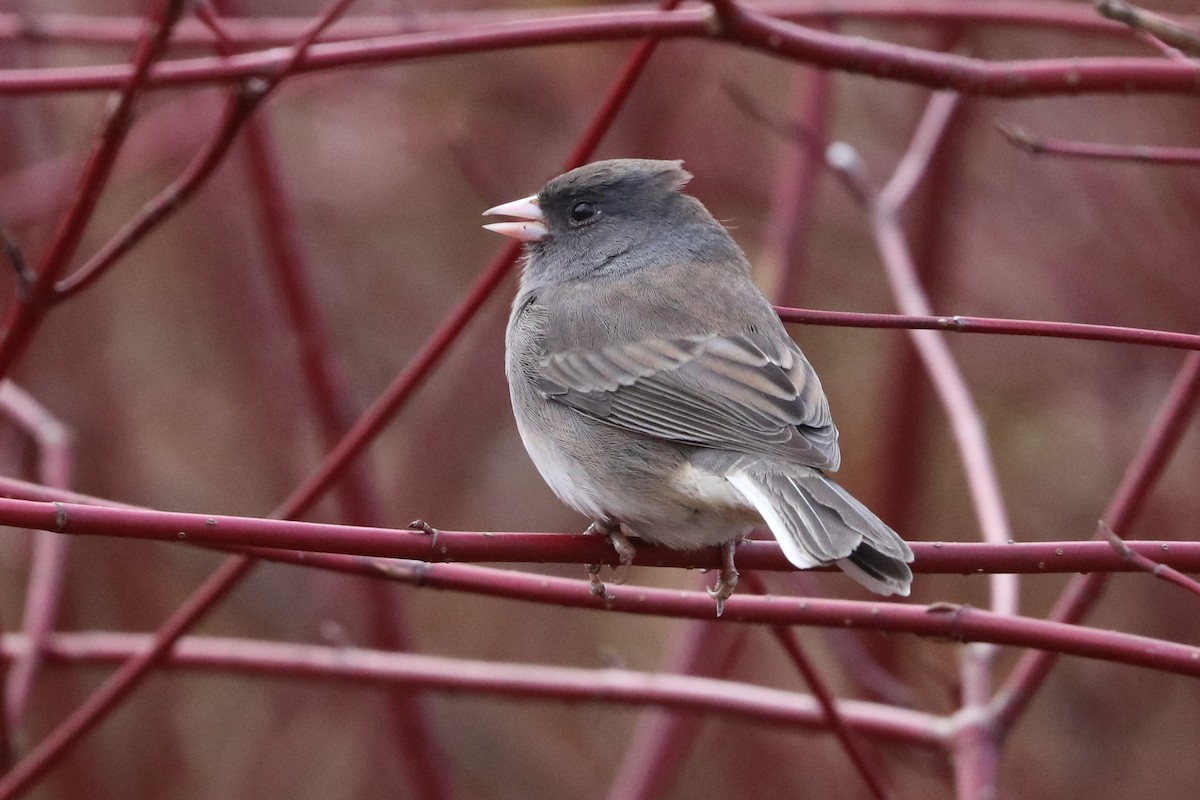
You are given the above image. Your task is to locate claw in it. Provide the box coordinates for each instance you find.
[586,563,609,599]
[585,518,636,596]
[706,540,740,617]
[409,519,440,550]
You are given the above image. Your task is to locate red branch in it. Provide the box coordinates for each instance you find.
[1,7,1199,98]
[0,632,944,748]
[2,492,1200,576]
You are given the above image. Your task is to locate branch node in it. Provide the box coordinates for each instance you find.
[1094,0,1200,56]
[996,121,1044,154]
[0,226,35,301]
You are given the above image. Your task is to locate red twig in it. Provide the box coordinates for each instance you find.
[999,122,1200,166]
[6,494,1200,575]
[993,351,1200,733]
[830,89,1014,797]
[775,307,1200,351]
[0,2,1161,49]
[51,80,270,299]
[236,554,1200,678]
[0,0,185,381]
[1102,523,1200,600]
[0,3,365,796]
[745,574,895,800]
[605,612,745,800]
[1095,0,1200,55]
[2,9,1200,98]
[830,93,1017,609]
[0,384,72,735]
[0,633,944,748]
[0,554,256,800]
[950,644,1001,800]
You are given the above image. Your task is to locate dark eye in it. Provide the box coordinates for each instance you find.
[569,201,598,224]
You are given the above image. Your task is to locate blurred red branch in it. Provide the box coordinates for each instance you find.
[0,633,944,748]
[235,555,1200,678]
[994,351,1200,733]
[0,0,185,382]
[829,93,1017,618]
[744,573,895,800]
[606,612,745,800]
[999,122,1200,166]
[0,385,71,738]
[51,80,269,300]
[0,2,1153,48]
[2,6,1200,98]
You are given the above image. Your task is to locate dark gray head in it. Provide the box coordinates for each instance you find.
[483,159,745,289]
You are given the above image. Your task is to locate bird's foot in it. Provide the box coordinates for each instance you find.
[585,518,636,597]
[706,540,740,617]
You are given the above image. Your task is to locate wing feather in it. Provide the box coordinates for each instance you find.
[537,332,841,469]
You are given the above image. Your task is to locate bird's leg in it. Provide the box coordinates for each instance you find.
[706,540,740,617]
[585,518,636,598]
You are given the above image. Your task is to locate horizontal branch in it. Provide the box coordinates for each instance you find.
[0,632,946,747]
[3,484,1190,675]
[776,306,1200,351]
[0,1,1146,48]
[999,122,1200,166]
[1,6,1198,97]
[0,495,1197,575]
[258,554,1200,678]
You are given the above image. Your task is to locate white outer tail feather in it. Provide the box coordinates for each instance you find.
[726,468,913,597]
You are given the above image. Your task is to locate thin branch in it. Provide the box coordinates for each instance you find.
[993,351,1200,733]
[240,552,1200,679]
[745,574,895,800]
[2,9,1200,98]
[950,644,1001,800]
[1095,0,1200,55]
[1102,522,1200,601]
[0,383,72,734]
[0,0,186,381]
[775,307,1200,351]
[829,93,1018,620]
[998,122,1200,166]
[606,612,746,800]
[829,88,1013,798]
[0,2,1161,49]
[0,555,256,800]
[0,633,946,748]
[51,80,271,299]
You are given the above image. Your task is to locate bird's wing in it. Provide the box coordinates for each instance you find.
[536,332,841,469]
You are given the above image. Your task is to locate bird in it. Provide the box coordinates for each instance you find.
[483,158,913,614]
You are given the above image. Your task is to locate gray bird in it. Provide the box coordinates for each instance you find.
[484,159,913,613]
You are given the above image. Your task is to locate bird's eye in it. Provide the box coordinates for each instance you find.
[569,201,598,224]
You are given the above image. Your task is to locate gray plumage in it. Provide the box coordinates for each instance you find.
[487,159,913,596]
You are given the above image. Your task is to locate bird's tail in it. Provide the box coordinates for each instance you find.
[726,466,914,596]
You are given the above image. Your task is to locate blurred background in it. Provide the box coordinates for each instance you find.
[1,1,1199,798]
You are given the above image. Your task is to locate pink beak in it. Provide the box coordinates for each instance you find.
[482,194,548,242]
